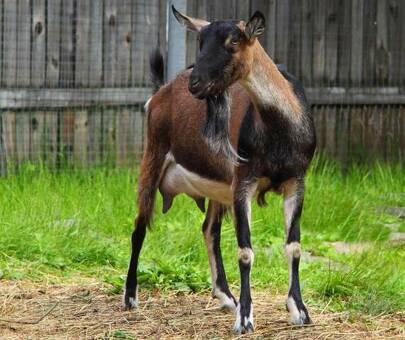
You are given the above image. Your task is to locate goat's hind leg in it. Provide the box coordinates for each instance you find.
[203,201,237,311]
[123,148,167,310]
[282,178,311,325]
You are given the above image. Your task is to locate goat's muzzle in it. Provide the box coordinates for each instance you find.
[188,74,215,99]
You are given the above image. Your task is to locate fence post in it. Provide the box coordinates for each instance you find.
[166,0,187,81]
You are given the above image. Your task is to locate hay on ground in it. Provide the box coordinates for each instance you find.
[0,280,403,339]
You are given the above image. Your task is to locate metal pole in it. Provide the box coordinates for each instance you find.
[166,0,187,81]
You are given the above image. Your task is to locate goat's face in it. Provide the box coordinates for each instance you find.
[173,6,265,99]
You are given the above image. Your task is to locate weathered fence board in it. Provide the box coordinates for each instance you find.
[31,0,46,87]
[3,0,17,87]
[46,0,61,87]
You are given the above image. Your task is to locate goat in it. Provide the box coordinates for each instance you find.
[123,7,316,334]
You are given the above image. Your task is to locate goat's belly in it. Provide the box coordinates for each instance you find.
[160,162,233,205]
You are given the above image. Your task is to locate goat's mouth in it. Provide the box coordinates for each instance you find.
[190,81,223,99]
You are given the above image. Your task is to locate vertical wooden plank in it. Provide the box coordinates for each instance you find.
[75,0,102,87]
[312,0,326,86]
[61,111,75,167]
[399,106,405,159]
[133,109,144,159]
[116,108,133,166]
[324,0,339,86]
[31,0,46,87]
[101,108,116,166]
[158,0,167,59]
[275,0,289,64]
[131,0,159,86]
[43,112,58,169]
[30,111,45,163]
[300,0,313,86]
[1,112,16,169]
[0,0,3,85]
[75,0,91,87]
[0,113,6,176]
[236,0,250,19]
[144,0,159,84]
[387,0,401,87]
[89,0,103,87]
[336,105,349,163]
[16,0,31,87]
[350,0,363,86]
[337,0,351,87]
[60,0,74,87]
[73,110,88,167]
[287,0,301,76]
[348,106,363,160]
[88,109,102,165]
[375,0,388,87]
[362,0,377,87]
[15,113,30,166]
[400,2,405,92]
[324,105,337,158]
[186,0,198,66]
[117,108,136,165]
[46,0,61,87]
[3,0,17,86]
[116,0,131,86]
[104,0,117,87]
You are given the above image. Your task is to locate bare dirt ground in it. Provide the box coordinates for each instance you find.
[0,280,403,339]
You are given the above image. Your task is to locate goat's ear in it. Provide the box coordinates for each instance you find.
[172,5,209,32]
[245,11,266,41]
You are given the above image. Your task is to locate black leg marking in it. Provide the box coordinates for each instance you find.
[283,179,311,325]
[123,215,147,310]
[202,201,236,311]
[233,180,256,334]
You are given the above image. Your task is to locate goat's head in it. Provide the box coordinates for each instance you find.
[173,6,265,99]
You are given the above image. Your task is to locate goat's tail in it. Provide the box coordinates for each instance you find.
[150,48,164,93]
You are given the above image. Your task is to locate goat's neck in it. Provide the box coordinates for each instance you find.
[241,43,302,124]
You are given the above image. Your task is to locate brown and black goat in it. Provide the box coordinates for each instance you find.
[123,7,316,334]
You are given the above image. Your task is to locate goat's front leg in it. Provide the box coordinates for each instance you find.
[233,179,257,334]
[282,178,311,325]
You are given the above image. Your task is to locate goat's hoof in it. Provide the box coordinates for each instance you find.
[213,290,237,312]
[220,300,237,312]
[233,321,254,334]
[233,303,254,334]
[122,291,138,310]
[286,297,311,325]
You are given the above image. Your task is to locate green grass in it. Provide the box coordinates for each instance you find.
[0,157,404,315]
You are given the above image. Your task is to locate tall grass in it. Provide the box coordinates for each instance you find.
[0,158,404,314]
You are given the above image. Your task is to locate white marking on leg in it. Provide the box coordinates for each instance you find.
[285,242,301,290]
[238,247,254,265]
[233,302,254,333]
[123,285,139,309]
[287,296,303,325]
[283,193,297,233]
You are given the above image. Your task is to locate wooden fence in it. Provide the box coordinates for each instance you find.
[0,0,404,175]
